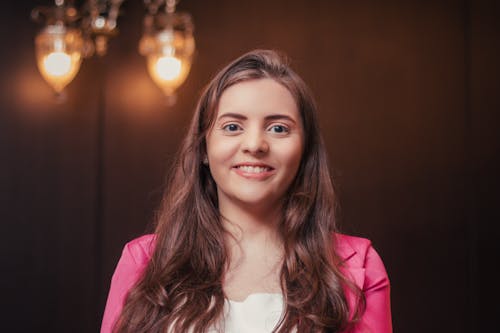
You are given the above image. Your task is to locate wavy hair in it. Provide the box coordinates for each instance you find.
[114,49,364,332]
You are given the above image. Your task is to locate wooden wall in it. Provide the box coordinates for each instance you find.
[0,0,498,331]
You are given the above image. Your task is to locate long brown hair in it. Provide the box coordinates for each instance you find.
[114,49,364,332]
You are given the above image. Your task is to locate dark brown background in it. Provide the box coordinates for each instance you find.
[1,0,498,332]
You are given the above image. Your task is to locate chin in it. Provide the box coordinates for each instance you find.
[233,191,282,208]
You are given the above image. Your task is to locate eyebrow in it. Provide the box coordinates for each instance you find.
[216,112,298,124]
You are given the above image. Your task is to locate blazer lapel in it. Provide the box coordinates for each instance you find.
[335,233,366,289]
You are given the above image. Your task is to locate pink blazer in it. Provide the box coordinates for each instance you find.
[101,233,392,333]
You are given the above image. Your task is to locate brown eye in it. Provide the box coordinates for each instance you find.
[268,125,289,133]
[223,123,241,132]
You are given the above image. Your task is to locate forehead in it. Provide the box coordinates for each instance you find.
[216,78,299,119]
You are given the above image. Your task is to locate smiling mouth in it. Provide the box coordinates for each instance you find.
[234,165,273,174]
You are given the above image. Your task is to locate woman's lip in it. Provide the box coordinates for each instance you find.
[233,162,274,169]
[232,164,275,179]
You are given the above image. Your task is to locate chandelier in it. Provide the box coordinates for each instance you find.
[31,0,195,105]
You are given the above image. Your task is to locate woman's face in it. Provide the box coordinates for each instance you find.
[205,78,304,211]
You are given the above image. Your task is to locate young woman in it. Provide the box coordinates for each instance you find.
[101,49,392,332]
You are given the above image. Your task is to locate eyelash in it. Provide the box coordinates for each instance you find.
[222,123,242,132]
[220,123,290,134]
[268,124,289,133]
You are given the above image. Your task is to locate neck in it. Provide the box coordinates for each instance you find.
[219,198,285,299]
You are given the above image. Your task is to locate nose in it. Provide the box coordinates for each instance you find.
[241,129,269,155]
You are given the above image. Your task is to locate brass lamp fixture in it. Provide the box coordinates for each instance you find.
[31,0,195,104]
[139,0,195,105]
[31,1,88,99]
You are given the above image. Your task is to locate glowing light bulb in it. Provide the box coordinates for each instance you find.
[139,12,195,103]
[155,56,182,81]
[34,25,84,94]
[43,51,72,76]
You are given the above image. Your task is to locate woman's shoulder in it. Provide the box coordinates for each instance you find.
[334,233,372,265]
[119,234,156,266]
[333,232,390,287]
[333,233,392,332]
[101,234,156,332]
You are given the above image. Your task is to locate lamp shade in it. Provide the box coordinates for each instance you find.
[139,12,195,100]
[35,24,84,93]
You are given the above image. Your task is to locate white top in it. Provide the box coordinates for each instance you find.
[216,293,286,333]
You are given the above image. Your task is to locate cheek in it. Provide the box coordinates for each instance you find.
[279,144,303,173]
[206,137,237,165]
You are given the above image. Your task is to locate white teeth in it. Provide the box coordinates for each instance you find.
[238,165,270,173]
